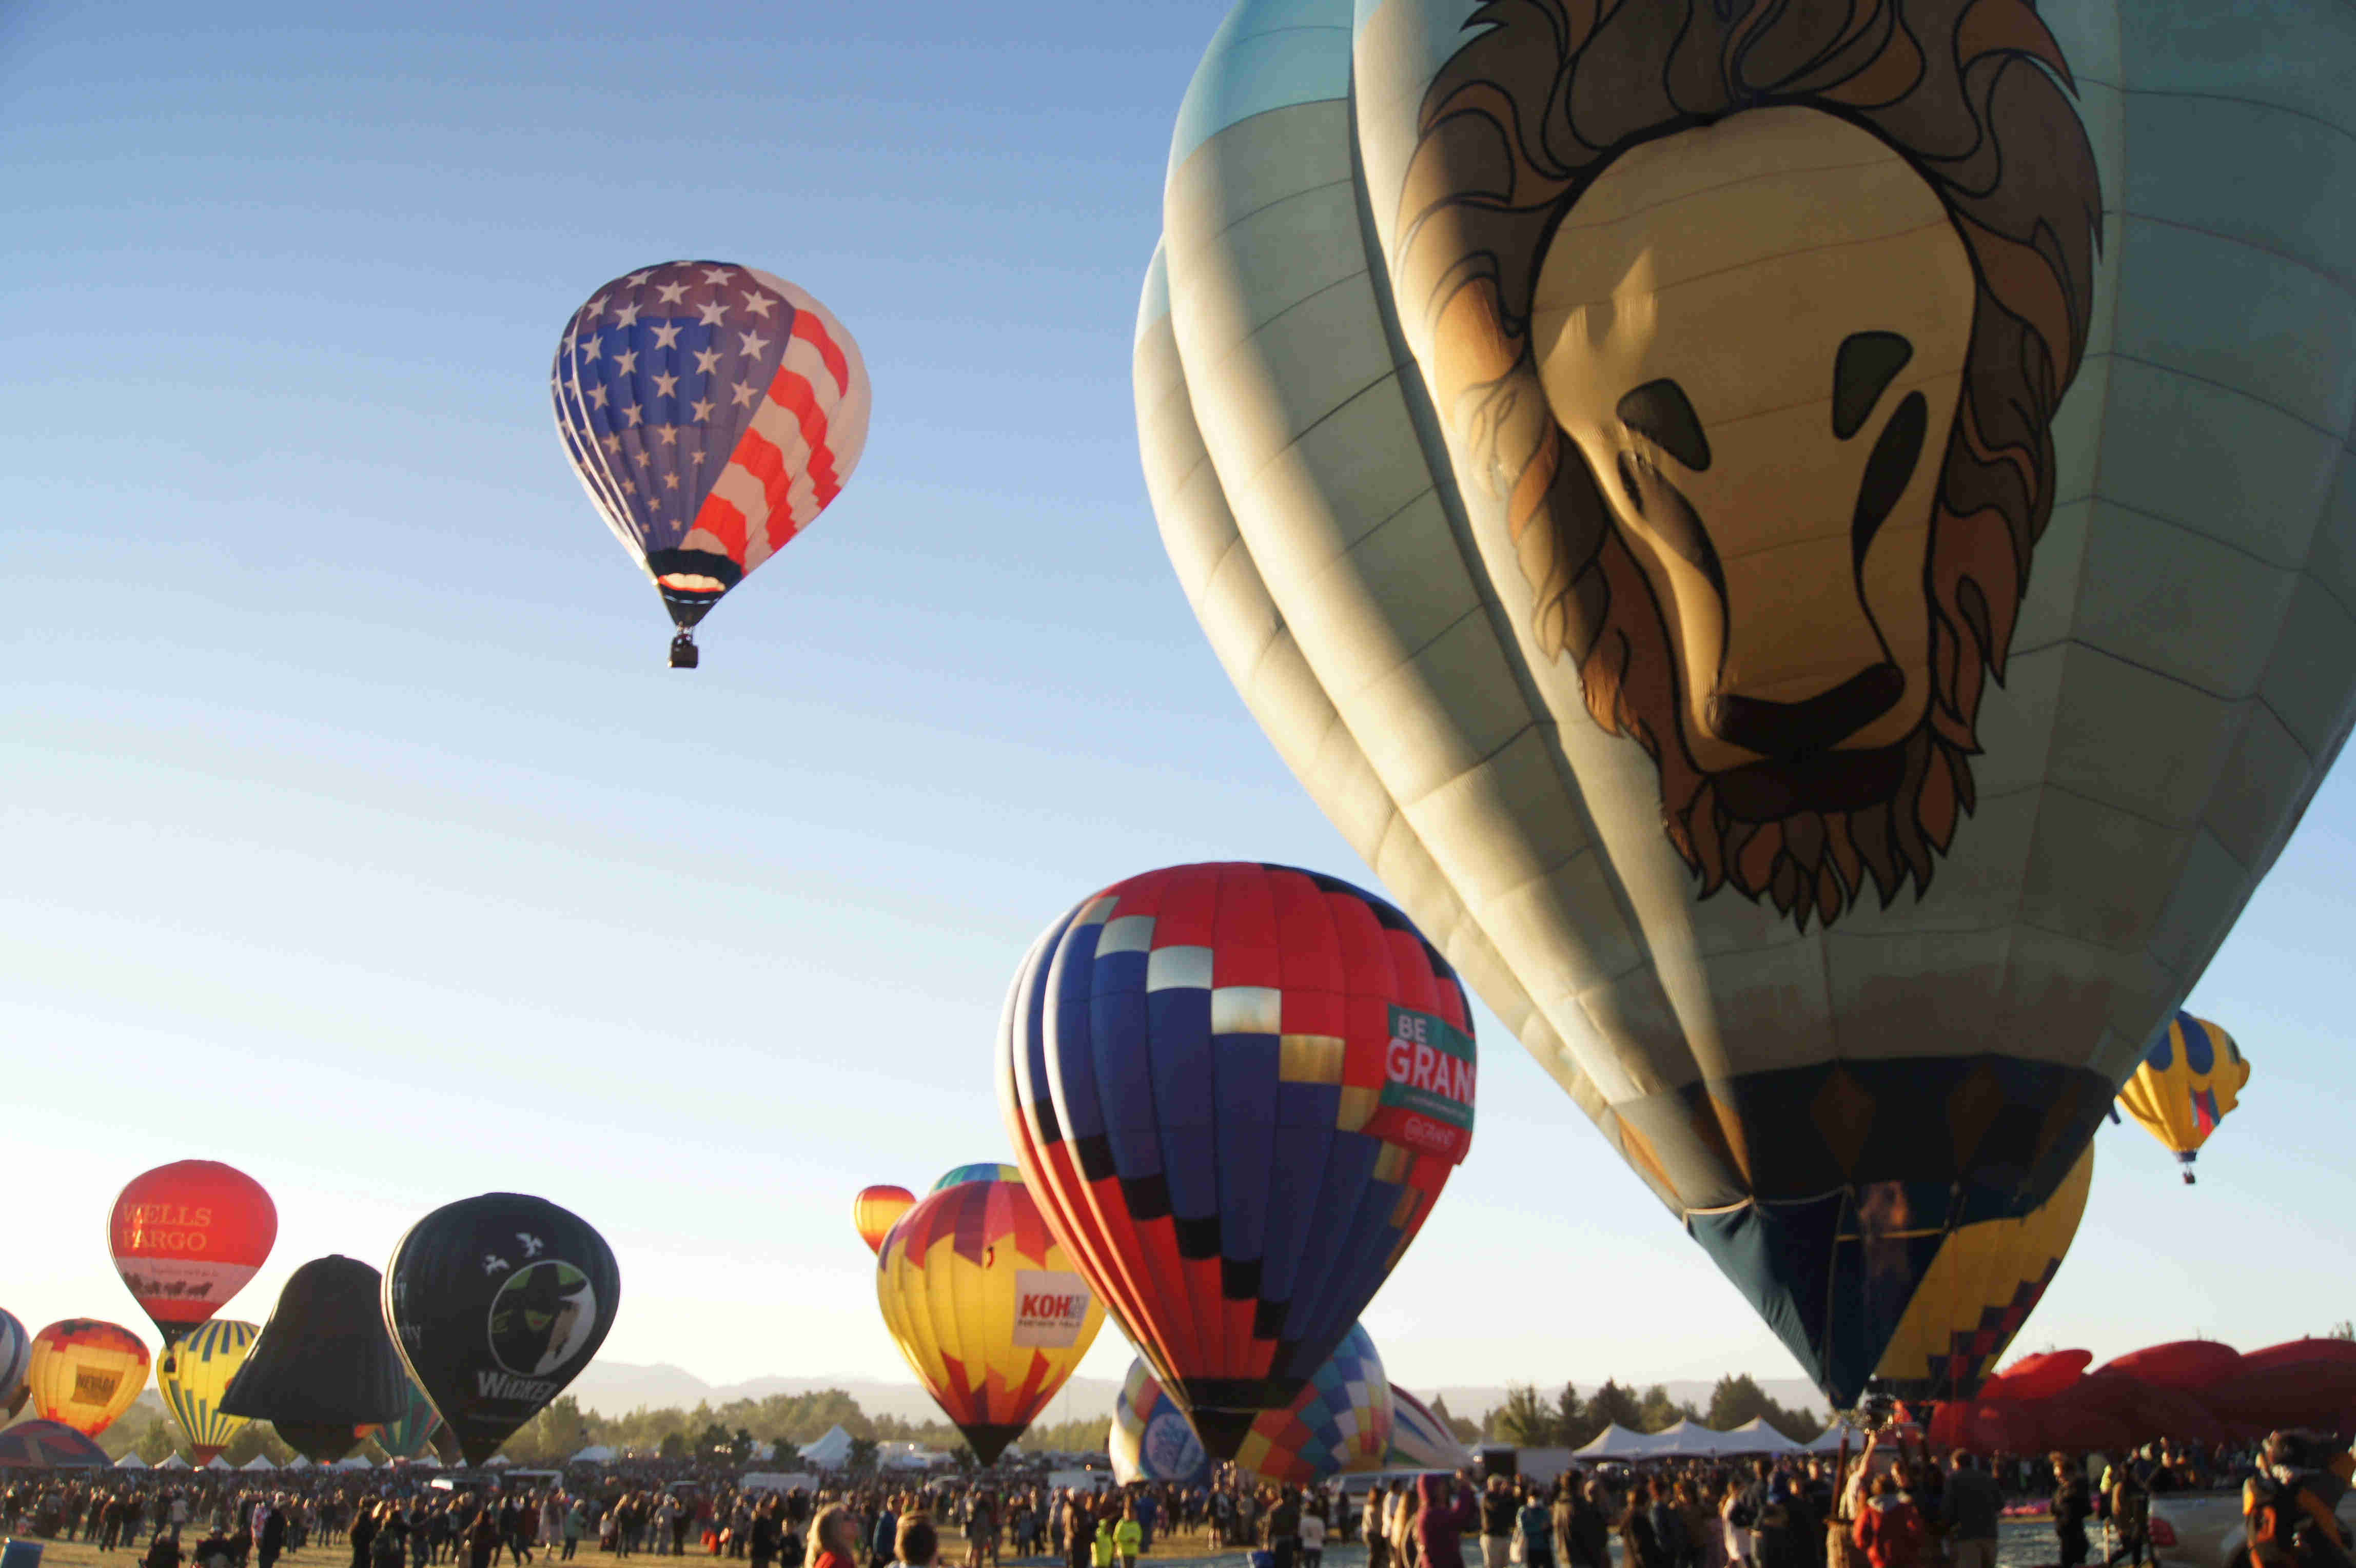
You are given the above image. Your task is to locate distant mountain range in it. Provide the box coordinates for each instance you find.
[564,1362,1826,1426]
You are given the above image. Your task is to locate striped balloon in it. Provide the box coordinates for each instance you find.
[0,1309,30,1418]
[1231,1323,1392,1486]
[552,262,870,660]
[363,1374,444,1460]
[157,1319,258,1464]
[1387,1386,1473,1471]
[998,862,1475,1461]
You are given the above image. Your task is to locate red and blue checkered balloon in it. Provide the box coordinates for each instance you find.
[997,862,1475,1461]
[1231,1322,1392,1484]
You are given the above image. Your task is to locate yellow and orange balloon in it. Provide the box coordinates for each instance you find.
[874,1171,1104,1464]
[29,1319,150,1437]
[852,1185,916,1255]
[2117,1012,2249,1184]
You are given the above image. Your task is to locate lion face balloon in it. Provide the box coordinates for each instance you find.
[1138,0,2356,1406]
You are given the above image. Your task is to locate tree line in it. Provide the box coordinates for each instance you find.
[1480,1375,1827,1447]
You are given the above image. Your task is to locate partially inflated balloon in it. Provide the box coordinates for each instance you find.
[1387,1387,1472,1471]
[1232,1324,1390,1485]
[1109,1358,1212,1486]
[1871,1145,2094,1402]
[999,861,1474,1459]
[363,1374,444,1460]
[221,1257,410,1463]
[108,1161,277,1345]
[2117,1014,2249,1183]
[0,1308,29,1419]
[384,1193,620,1466]
[552,262,871,666]
[28,1319,149,1437]
[1137,0,2356,1408]
[853,1186,917,1256]
[874,1174,1105,1465]
[157,1319,258,1464]
[931,1164,1019,1194]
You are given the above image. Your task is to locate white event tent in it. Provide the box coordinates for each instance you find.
[114,1454,150,1470]
[801,1426,854,1470]
[242,1456,279,1472]
[155,1454,192,1471]
[1719,1418,1805,1454]
[1570,1425,1660,1459]
[571,1445,617,1464]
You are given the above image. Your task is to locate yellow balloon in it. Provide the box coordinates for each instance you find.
[875,1174,1104,1465]
[1871,1143,2094,1402]
[2117,1012,2250,1183]
[28,1318,150,1437]
[158,1318,258,1463]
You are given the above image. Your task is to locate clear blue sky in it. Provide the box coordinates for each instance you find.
[4,0,2350,1412]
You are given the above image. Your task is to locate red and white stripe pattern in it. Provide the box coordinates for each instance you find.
[685,269,871,574]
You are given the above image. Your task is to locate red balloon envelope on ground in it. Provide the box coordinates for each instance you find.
[1981,1349,2091,1403]
[2205,1340,2356,1435]
[2099,1340,2243,1393]
[108,1161,278,1344]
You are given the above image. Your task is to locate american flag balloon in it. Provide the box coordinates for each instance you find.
[551,262,870,663]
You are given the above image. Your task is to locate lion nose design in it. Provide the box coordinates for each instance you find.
[1706,663,1905,761]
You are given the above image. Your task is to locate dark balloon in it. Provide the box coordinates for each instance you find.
[384,1192,619,1466]
[220,1257,409,1463]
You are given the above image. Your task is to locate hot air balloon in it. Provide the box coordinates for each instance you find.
[221,1256,411,1463]
[362,1374,444,1460]
[998,861,1474,1459]
[552,262,871,668]
[2117,1013,2250,1183]
[157,1318,259,1465]
[0,1308,30,1419]
[1110,1357,1213,1486]
[853,1186,917,1255]
[1869,1145,2094,1403]
[1136,0,2356,1408]
[874,1172,1106,1464]
[27,1319,150,1437]
[930,1164,1020,1194]
[108,1160,277,1346]
[1388,1387,1475,1471]
[384,1193,620,1466]
[1232,1324,1391,1485]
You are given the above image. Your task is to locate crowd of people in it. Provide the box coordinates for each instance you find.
[0,1427,2340,1568]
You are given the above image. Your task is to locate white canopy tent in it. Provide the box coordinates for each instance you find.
[114,1453,151,1470]
[156,1454,193,1471]
[570,1445,617,1465]
[285,1456,314,1471]
[1719,1418,1805,1454]
[332,1455,374,1471]
[1640,1420,1734,1458]
[204,1456,234,1472]
[484,1455,511,1468]
[1806,1423,1868,1454]
[411,1455,443,1470]
[1570,1425,1660,1460]
[242,1456,279,1472]
[801,1425,854,1470]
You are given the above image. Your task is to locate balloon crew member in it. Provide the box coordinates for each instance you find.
[2108,1458,2153,1568]
[2246,1430,2356,1568]
[2051,1457,2095,1568]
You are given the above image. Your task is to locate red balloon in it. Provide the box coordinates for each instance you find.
[1982,1348,2091,1403]
[2206,1340,2356,1435]
[2097,1339,2243,1392]
[108,1161,278,1344]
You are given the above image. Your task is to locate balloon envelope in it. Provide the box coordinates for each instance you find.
[552,262,870,650]
[222,1256,410,1463]
[852,1186,917,1256]
[0,1419,113,1469]
[930,1164,1020,1194]
[2117,1014,2250,1182]
[362,1374,444,1460]
[0,1308,30,1419]
[1109,1357,1212,1486]
[1137,0,2356,1407]
[1387,1387,1474,1471]
[384,1192,620,1466]
[874,1173,1105,1465]
[157,1318,259,1465]
[999,861,1474,1459]
[108,1160,277,1345]
[1871,1144,2094,1401]
[28,1319,150,1437]
[1230,1324,1391,1485]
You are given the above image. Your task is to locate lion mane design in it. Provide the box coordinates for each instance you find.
[1395,0,2102,928]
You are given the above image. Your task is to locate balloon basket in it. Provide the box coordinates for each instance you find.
[669,633,699,670]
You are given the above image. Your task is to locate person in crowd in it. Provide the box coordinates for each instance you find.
[1392,1476,1425,1568]
[1938,1451,2001,1568]
[1850,1475,1923,1568]
[466,1507,503,1568]
[1480,1477,1519,1568]
[1618,1481,1666,1568]
[2052,1455,2095,1568]
[1511,1483,1553,1568]
[349,1500,381,1568]
[1297,1501,1324,1568]
[257,1497,288,1568]
[805,1506,861,1568]
[1418,1472,1483,1568]
[893,1515,938,1568]
[146,1528,187,1568]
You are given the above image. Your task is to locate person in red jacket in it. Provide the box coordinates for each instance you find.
[1416,1474,1483,1568]
[1851,1475,1926,1568]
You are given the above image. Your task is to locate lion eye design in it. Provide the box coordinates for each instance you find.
[1834,331,1925,571]
[1617,378,1712,472]
[1832,331,1913,440]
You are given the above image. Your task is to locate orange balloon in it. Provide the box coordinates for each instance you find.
[29,1319,150,1437]
[852,1185,915,1255]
